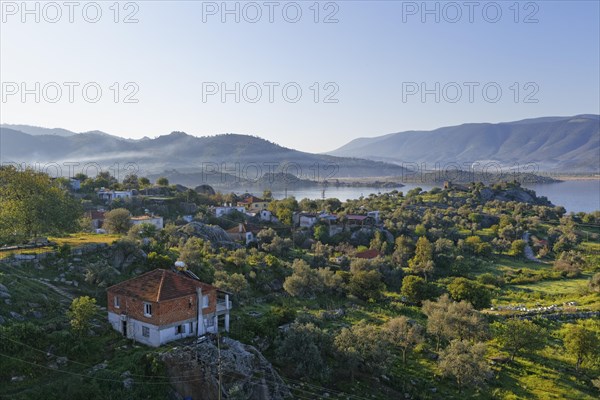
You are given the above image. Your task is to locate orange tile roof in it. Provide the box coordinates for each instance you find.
[239,196,266,204]
[107,269,216,302]
[355,249,380,259]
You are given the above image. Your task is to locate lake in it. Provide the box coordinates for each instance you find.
[264,180,599,213]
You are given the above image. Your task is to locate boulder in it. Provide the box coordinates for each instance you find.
[161,337,291,400]
[10,311,25,321]
[176,222,240,250]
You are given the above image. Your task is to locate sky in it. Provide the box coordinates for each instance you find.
[1,0,599,153]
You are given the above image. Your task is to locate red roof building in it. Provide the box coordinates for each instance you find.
[106,269,231,347]
[355,249,381,259]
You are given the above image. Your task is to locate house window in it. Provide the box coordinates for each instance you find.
[176,325,185,334]
[142,326,150,337]
[202,295,209,308]
[144,302,152,317]
[114,296,120,308]
[204,317,215,327]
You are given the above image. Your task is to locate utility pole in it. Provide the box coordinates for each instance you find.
[217,323,222,400]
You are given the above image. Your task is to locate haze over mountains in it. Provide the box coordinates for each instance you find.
[1,115,598,186]
[0,127,406,180]
[328,115,600,173]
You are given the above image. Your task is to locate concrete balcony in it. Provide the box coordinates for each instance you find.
[216,300,232,313]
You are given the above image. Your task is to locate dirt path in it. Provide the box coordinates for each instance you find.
[522,232,541,263]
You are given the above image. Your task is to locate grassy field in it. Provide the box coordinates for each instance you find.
[49,233,121,247]
[0,234,121,261]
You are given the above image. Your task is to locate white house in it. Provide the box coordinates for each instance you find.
[367,211,381,224]
[130,215,164,229]
[296,213,318,228]
[214,205,246,218]
[98,190,132,202]
[259,210,278,222]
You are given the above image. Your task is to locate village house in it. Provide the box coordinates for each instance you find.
[97,189,133,203]
[85,210,106,230]
[226,223,259,245]
[355,248,381,260]
[237,195,270,212]
[294,212,319,228]
[366,211,381,224]
[130,215,164,230]
[316,213,342,236]
[106,269,231,347]
[213,205,246,218]
[259,209,278,222]
[345,214,376,228]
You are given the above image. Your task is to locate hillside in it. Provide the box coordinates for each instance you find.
[328,115,600,173]
[0,129,406,181]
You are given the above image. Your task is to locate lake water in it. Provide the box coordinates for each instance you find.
[266,180,599,213]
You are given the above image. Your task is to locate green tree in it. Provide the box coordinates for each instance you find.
[180,237,214,283]
[334,322,390,379]
[447,277,491,309]
[409,236,434,280]
[122,173,139,189]
[103,208,132,234]
[392,235,414,267]
[348,270,385,301]
[384,316,424,363]
[214,271,249,299]
[400,275,432,305]
[268,197,298,225]
[589,272,600,293]
[156,177,169,186]
[67,296,97,336]
[276,322,330,380]
[563,323,600,371]
[0,167,81,242]
[283,259,322,298]
[146,251,174,270]
[422,294,487,350]
[510,239,526,257]
[493,319,546,361]
[438,340,489,391]
[313,224,329,243]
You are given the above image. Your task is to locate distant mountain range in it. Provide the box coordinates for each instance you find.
[1,115,597,187]
[0,124,113,138]
[0,128,407,181]
[328,115,600,173]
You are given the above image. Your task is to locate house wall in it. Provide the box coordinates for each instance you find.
[107,289,217,327]
[108,312,206,347]
[299,217,317,228]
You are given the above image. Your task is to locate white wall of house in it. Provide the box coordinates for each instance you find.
[215,206,246,218]
[108,312,220,347]
[300,216,317,228]
[158,318,203,345]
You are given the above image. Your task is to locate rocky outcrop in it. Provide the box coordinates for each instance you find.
[161,337,291,400]
[195,184,216,196]
[177,222,240,249]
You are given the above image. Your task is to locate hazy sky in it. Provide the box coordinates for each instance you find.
[1,1,599,152]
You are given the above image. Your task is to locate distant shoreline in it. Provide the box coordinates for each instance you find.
[545,175,600,181]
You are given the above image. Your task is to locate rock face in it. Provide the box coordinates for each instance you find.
[177,222,240,249]
[161,337,291,400]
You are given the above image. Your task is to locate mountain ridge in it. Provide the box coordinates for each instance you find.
[327,115,600,172]
[0,128,407,179]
